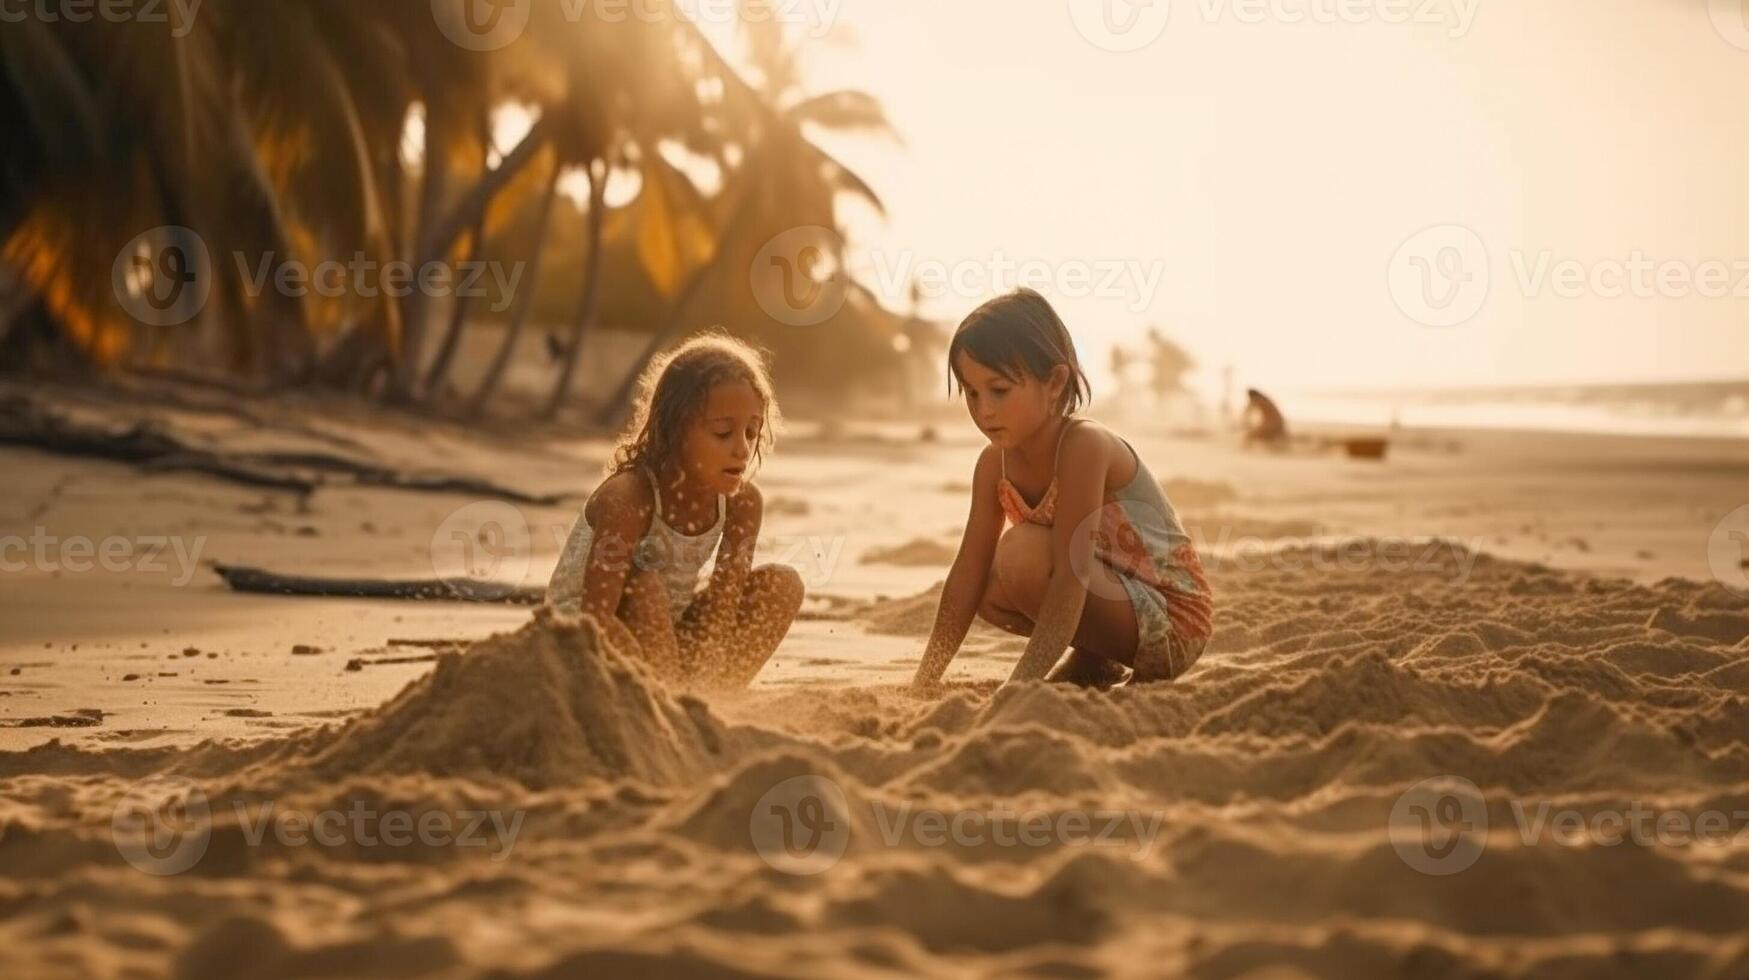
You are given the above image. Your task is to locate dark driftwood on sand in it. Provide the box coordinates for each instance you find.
[0,393,566,505]
[0,395,320,493]
[211,563,546,604]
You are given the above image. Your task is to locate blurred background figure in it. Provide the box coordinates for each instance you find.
[1243,387,1288,448]
[1145,326,1200,427]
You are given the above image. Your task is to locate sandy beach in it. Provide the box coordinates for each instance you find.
[9,0,1749,974]
[3,382,1748,978]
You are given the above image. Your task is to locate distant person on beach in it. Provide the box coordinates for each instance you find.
[912,289,1215,690]
[1243,388,1288,447]
[1147,327,1195,413]
[546,334,803,688]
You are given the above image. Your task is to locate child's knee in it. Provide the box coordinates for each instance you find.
[993,525,1050,607]
[755,564,805,608]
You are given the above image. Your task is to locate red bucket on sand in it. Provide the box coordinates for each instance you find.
[1343,437,1389,461]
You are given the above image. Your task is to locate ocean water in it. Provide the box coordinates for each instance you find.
[1283,379,1749,440]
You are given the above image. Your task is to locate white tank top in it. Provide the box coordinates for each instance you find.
[546,468,726,622]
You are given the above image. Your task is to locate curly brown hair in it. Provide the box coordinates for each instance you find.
[609,331,780,479]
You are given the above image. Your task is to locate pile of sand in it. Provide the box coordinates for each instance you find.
[859,537,958,567]
[292,610,743,790]
[4,542,1748,977]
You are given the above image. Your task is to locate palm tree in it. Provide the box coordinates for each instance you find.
[541,156,608,419]
[1,0,898,422]
[465,146,562,415]
[593,4,896,423]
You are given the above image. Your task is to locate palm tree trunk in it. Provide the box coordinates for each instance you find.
[418,116,551,270]
[466,160,562,417]
[0,262,32,349]
[421,109,493,400]
[594,181,761,427]
[397,103,451,397]
[540,159,607,420]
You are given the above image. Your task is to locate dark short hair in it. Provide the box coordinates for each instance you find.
[947,288,1091,415]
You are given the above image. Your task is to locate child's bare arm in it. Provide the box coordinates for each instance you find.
[572,474,655,625]
[685,483,763,650]
[913,447,1005,689]
[1006,427,1108,682]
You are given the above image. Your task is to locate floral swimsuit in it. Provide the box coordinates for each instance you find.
[997,419,1214,681]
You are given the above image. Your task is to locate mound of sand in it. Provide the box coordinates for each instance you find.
[860,537,958,567]
[5,541,1749,977]
[295,610,738,790]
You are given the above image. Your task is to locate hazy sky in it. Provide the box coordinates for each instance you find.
[776,0,1749,396]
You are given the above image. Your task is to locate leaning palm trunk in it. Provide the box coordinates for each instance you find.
[417,117,551,278]
[467,161,562,416]
[540,159,607,420]
[395,108,451,399]
[421,110,493,399]
[594,180,760,426]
